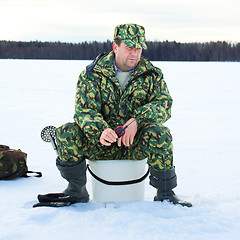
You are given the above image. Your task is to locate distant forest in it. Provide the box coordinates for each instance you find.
[0,40,239,61]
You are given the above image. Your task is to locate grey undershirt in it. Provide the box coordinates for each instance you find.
[117,71,132,90]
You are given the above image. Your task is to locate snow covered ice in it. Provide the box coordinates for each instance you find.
[0,59,240,240]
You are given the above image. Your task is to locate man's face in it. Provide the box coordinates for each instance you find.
[113,42,142,72]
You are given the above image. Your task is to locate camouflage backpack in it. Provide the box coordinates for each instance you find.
[0,145,42,180]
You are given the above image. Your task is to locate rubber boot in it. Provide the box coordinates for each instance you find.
[57,159,89,203]
[149,166,192,207]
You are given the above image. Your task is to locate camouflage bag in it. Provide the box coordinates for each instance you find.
[0,145,42,180]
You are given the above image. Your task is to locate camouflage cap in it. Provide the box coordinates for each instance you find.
[114,24,147,50]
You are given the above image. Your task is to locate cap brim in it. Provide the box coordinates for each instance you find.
[122,39,147,50]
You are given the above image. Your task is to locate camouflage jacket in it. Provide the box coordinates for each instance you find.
[74,51,173,144]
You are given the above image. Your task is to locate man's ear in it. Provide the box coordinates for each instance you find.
[113,42,118,54]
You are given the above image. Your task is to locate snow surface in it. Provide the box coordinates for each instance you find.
[0,59,240,240]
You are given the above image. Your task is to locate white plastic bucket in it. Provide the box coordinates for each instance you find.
[88,159,148,203]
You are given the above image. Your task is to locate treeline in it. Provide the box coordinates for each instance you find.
[0,40,239,61]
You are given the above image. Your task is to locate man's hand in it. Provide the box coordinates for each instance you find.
[117,118,138,147]
[100,128,118,146]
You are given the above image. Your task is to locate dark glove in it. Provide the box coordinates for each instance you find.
[33,193,78,208]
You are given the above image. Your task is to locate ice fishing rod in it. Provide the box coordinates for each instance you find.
[40,107,151,152]
[115,107,150,137]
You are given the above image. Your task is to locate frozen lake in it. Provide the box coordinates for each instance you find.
[0,59,240,240]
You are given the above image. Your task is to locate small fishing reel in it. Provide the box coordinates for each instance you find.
[115,126,126,137]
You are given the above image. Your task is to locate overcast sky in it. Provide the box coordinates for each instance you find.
[1,0,239,43]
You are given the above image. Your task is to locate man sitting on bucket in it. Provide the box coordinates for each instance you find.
[35,24,192,208]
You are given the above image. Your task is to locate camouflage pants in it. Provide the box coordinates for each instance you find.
[56,122,173,171]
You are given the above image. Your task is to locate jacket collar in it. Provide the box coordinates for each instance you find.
[94,51,155,79]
